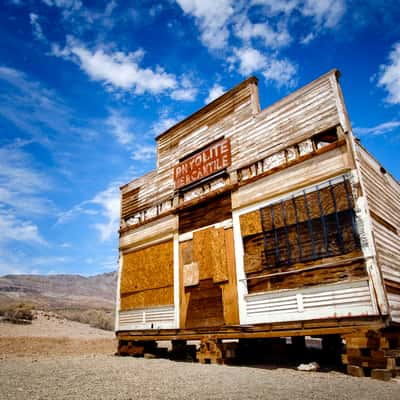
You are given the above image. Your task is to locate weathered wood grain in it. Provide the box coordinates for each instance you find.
[120,241,174,311]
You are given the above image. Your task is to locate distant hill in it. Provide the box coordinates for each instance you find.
[0,271,117,312]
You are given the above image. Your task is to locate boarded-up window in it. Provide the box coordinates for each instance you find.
[240,177,360,270]
[120,240,174,310]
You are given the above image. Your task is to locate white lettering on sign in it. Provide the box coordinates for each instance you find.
[174,138,231,189]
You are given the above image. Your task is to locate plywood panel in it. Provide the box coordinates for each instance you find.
[120,241,174,310]
[120,287,173,310]
[179,226,237,328]
[240,210,262,237]
[193,228,215,281]
[192,227,229,283]
[211,228,229,283]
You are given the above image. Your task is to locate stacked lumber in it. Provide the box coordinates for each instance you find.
[342,330,400,380]
[196,338,237,365]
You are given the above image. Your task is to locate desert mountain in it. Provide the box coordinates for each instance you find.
[0,271,117,311]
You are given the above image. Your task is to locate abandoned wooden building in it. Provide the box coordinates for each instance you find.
[115,69,400,376]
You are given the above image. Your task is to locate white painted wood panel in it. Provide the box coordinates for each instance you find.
[232,147,349,209]
[119,215,178,250]
[118,305,176,331]
[243,280,377,325]
[387,293,400,322]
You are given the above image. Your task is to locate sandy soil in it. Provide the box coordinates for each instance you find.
[0,311,114,339]
[0,314,399,400]
[0,311,116,358]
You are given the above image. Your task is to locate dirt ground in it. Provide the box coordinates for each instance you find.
[1,313,399,399]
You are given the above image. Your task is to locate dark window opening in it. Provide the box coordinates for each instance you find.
[312,127,338,150]
[243,177,360,269]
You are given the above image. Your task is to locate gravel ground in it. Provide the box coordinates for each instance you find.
[1,316,399,399]
[1,355,400,400]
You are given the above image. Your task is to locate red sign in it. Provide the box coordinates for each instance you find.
[174,138,231,189]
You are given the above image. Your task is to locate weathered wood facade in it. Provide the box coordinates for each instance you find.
[116,70,400,370]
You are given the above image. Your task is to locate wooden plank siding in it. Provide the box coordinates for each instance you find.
[356,142,400,321]
[116,70,396,335]
[120,69,345,231]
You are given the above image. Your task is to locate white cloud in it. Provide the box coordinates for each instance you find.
[0,66,73,143]
[233,47,267,75]
[104,0,117,17]
[131,144,155,161]
[231,47,297,87]
[300,32,315,45]
[0,141,52,216]
[377,41,400,104]
[31,256,71,266]
[0,209,47,246]
[152,115,181,136]
[53,39,178,94]
[90,185,120,242]
[57,182,120,242]
[176,0,234,49]
[252,0,345,29]
[262,57,297,87]
[30,13,46,42]
[0,249,40,276]
[234,17,291,49]
[354,121,400,136]
[52,39,197,100]
[251,0,298,15]
[205,84,225,103]
[41,0,82,14]
[106,110,135,145]
[170,76,198,101]
[171,77,198,101]
[301,0,346,29]
[176,0,346,63]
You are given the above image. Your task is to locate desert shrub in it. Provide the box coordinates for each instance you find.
[2,303,35,324]
[58,309,114,331]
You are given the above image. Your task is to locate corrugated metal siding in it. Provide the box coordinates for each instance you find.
[118,305,175,331]
[243,280,376,324]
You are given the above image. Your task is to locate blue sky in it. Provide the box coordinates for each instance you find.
[0,0,399,276]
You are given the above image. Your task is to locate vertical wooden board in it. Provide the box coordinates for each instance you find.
[192,228,216,280]
[211,227,229,283]
[181,240,193,264]
[221,228,240,325]
[179,241,191,328]
[184,279,224,328]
